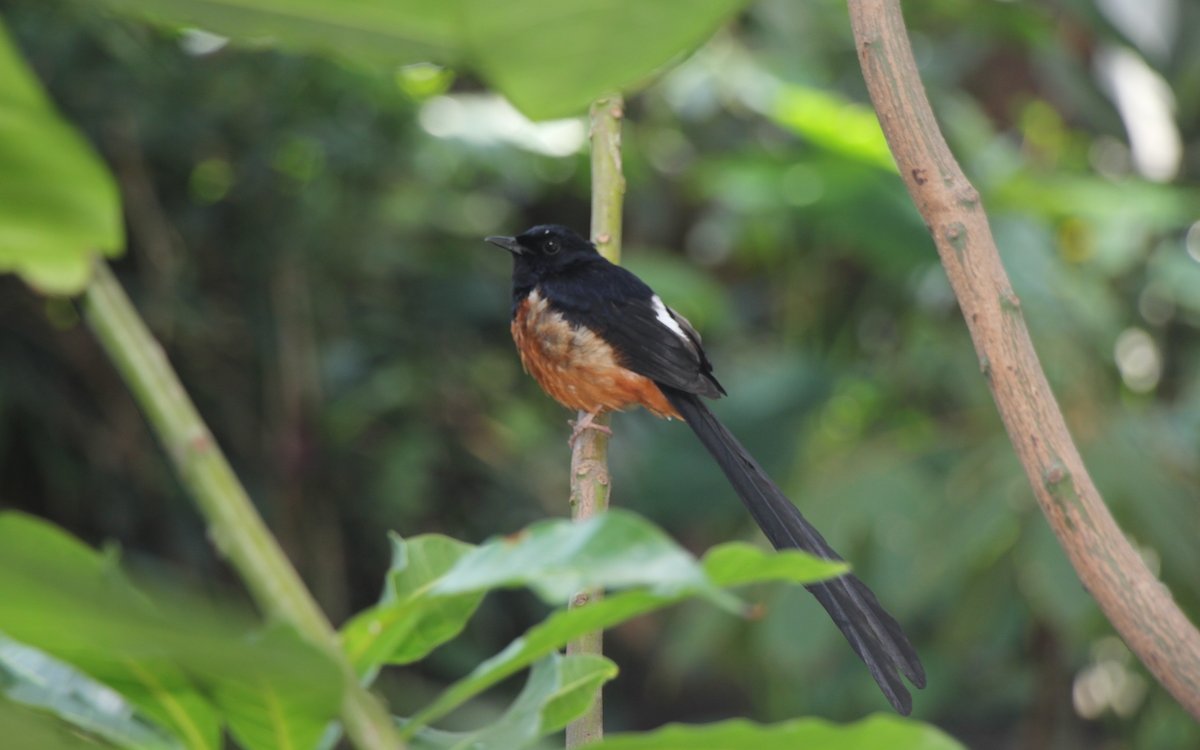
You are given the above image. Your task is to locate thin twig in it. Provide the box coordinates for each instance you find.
[846,0,1200,718]
[80,260,406,748]
[565,94,625,748]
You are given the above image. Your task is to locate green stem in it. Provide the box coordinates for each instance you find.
[565,94,625,749]
[81,260,405,750]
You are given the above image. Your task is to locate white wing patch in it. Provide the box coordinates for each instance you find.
[651,295,689,342]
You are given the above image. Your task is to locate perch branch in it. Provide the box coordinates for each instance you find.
[81,261,406,748]
[565,93,625,748]
[846,0,1200,718]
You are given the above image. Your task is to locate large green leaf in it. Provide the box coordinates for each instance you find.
[399,521,846,736]
[589,715,965,750]
[98,0,750,119]
[0,20,122,294]
[0,514,220,749]
[0,512,343,750]
[345,510,749,681]
[409,653,617,750]
[431,510,726,602]
[0,636,180,749]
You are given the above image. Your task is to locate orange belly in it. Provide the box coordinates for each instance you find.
[512,290,679,419]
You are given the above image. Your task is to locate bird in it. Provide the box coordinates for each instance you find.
[485,224,925,714]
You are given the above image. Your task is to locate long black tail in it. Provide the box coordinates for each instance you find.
[661,385,925,714]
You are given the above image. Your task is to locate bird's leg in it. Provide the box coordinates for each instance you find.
[568,408,611,447]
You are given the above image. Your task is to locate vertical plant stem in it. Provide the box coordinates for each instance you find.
[846,0,1200,718]
[81,260,405,749]
[565,93,625,748]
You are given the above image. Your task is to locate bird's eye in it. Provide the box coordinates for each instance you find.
[545,239,560,255]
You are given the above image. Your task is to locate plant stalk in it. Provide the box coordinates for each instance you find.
[81,260,406,749]
[565,94,625,748]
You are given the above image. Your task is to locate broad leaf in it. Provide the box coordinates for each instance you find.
[432,510,725,603]
[346,511,740,682]
[97,0,751,119]
[0,20,122,293]
[589,715,965,750]
[403,537,846,735]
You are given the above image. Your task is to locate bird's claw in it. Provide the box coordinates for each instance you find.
[568,411,611,447]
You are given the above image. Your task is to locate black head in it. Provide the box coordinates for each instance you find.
[485,225,598,279]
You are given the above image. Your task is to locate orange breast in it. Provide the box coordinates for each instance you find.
[511,290,679,419]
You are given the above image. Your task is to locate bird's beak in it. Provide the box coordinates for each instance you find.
[485,235,525,255]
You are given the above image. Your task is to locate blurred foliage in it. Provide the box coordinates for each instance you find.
[0,0,1198,748]
[97,0,750,120]
[0,511,343,750]
[0,21,120,292]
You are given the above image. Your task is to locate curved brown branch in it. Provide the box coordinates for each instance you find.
[846,0,1200,718]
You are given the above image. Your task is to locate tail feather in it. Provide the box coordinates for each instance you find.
[661,386,925,714]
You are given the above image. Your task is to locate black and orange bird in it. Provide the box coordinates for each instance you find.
[486,224,925,714]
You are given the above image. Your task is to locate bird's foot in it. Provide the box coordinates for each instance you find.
[568,410,611,448]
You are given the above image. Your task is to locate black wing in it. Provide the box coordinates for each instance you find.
[540,261,725,400]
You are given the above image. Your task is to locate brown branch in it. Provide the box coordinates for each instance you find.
[565,93,625,747]
[845,0,1200,719]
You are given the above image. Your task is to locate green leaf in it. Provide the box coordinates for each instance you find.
[346,511,738,684]
[409,653,617,750]
[396,517,848,735]
[0,635,182,749]
[431,510,724,603]
[97,0,750,119]
[342,534,485,677]
[0,20,122,294]
[460,1,750,119]
[589,715,965,750]
[0,513,221,749]
[0,512,343,750]
[702,542,848,588]
[538,653,614,735]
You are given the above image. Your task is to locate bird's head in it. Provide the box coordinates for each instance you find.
[485,224,599,280]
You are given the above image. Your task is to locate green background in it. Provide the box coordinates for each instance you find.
[1,0,1198,747]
